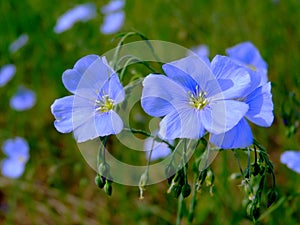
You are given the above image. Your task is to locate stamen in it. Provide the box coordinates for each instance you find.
[189,86,208,110]
[95,94,114,113]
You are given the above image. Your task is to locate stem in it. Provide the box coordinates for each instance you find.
[188,175,198,225]
[123,127,175,150]
[176,194,184,225]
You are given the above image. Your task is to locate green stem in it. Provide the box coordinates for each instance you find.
[188,175,198,225]
[176,194,184,225]
[123,127,175,150]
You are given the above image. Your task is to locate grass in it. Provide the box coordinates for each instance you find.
[0,0,300,224]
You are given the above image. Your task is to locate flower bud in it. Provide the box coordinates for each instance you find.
[171,185,182,198]
[182,183,191,198]
[267,189,278,208]
[104,180,113,196]
[95,174,105,189]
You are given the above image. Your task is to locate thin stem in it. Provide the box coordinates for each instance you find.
[176,194,184,225]
[123,127,175,150]
[188,175,198,225]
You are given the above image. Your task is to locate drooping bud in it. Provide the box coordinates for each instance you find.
[95,174,105,189]
[139,171,149,200]
[181,183,191,198]
[104,180,113,196]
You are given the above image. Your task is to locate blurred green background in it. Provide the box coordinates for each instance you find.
[1,0,300,224]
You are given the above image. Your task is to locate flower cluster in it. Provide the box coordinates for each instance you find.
[142,42,273,149]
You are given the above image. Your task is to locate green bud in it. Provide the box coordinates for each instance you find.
[267,189,278,207]
[171,185,182,198]
[205,169,215,187]
[182,183,191,198]
[104,180,113,196]
[198,169,207,185]
[251,163,260,176]
[95,174,105,189]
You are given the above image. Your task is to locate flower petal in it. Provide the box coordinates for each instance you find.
[0,64,16,87]
[73,110,123,143]
[210,118,253,149]
[51,96,75,133]
[201,100,249,134]
[280,151,300,173]
[102,73,125,104]
[100,11,125,35]
[163,55,215,90]
[226,41,268,87]
[2,137,29,159]
[144,138,172,161]
[1,159,25,179]
[10,87,36,111]
[245,82,274,127]
[210,55,251,99]
[63,55,114,96]
[141,74,186,117]
[159,108,206,140]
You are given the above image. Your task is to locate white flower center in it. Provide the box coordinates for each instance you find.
[95,94,114,113]
[189,86,208,110]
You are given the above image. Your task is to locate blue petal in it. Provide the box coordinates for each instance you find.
[210,118,253,149]
[141,75,186,117]
[280,151,300,173]
[101,73,125,104]
[245,82,274,127]
[201,100,249,134]
[163,56,215,90]
[159,108,206,140]
[51,96,75,133]
[0,64,16,87]
[9,33,29,53]
[2,137,29,159]
[73,110,123,142]
[226,42,268,86]
[10,87,36,111]
[100,11,125,34]
[144,137,171,161]
[226,41,267,71]
[54,3,97,34]
[63,55,114,96]
[101,0,125,14]
[210,55,251,99]
[1,159,25,179]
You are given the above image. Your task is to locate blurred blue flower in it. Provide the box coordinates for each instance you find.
[54,3,97,34]
[100,0,125,34]
[1,137,29,179]
[280,151,300,173]
[0,64,16,87]
[141,55,251,140]
[144,130,172,161]
[10,86,36,111]
[210,42,274,149]
[101,0,125,14]
[9,33,29,53]
[51,55,125,143]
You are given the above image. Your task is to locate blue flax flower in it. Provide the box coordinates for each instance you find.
[51,55,125,143]
[9,33,29,53]
[54,3,96,34]
[10,86,36,111]
[100,0,125,34]
[141,55,251,140]
[210,42,274,149]
[280,151,300,173]
[1,137,29,179]
[144,130,172,161]
[0,64,16,87]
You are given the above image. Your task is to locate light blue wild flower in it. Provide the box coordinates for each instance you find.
[51,55,125,143]
[144,130,172,161]
[1,137,29,179]
[100,0,125,34]
[0,64,16,87]
[280,151,300,173]
[54,3,97,34]
[210,42,274,149]
[141,55,251,140]
[9,33,29,53]
[10,86,36,111]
